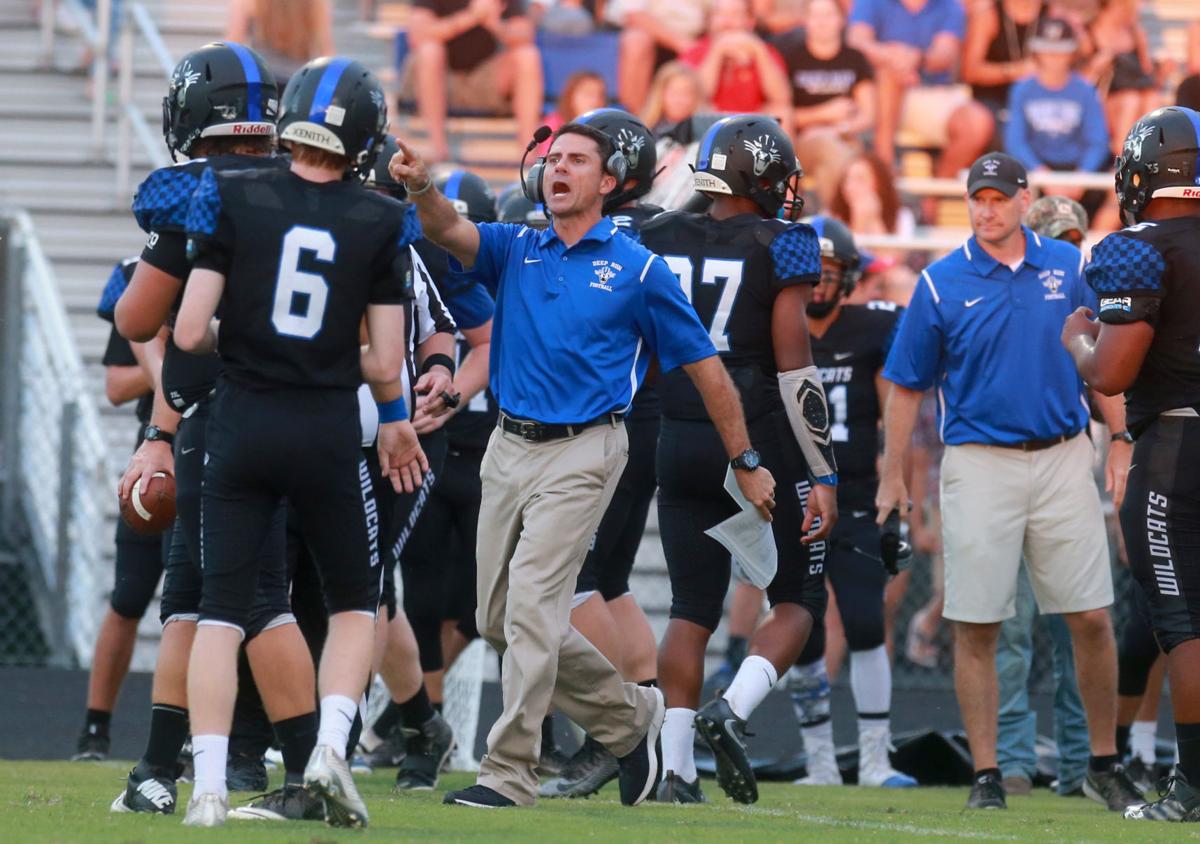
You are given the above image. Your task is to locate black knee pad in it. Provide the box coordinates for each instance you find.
[111,520,167,619]
[842,614,886,653]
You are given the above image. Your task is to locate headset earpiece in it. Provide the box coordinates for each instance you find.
[523,157,546,205]
[606,151,628,185]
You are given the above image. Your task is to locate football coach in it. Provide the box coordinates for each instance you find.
[874,153,1141,812]
[390,123,776,809]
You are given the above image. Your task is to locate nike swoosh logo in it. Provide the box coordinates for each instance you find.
[833,352,853,361]
[180,447,195,455]
[524,257,541,264]
[965,297,984,308]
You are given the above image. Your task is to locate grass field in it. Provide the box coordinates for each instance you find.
[3,760,1197,843]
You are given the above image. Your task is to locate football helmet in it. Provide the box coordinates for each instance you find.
[575,108,658,214]
[278,57,388,179]
[693,115,804,220]
[435,170,498,223]
[364,135,405,199]
[498,189,548,229]
[802,215,860,317]
[162,41,277,160]
[1115,106,1200,222]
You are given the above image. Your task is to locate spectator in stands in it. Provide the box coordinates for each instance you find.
[404,0,544,162]
[641,62,705,135]
[1086,0,1159,156]
[612,0,710,113]
[538,70,609,152]
[776,0,875,206]
[680,0,793,133]
[848,0,994,190]
[1180,21,1200,110]
[1004,17,1109,208]
[753,0,807,35]
[829,151,917,240]
[226,0,334,88]
[961,0,1041,144]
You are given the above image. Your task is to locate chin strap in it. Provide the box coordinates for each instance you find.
[777,366,838,487]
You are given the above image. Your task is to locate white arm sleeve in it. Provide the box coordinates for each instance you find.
[777,366,838,485]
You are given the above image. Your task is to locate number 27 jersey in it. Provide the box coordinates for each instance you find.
[186,166,415,391]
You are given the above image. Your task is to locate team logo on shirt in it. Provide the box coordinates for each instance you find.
[1040,269,1067,301]
[1124,122,1157,162]
[745,135,782,176]
[591,259,622,292]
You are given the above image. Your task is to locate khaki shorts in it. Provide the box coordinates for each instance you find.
[940,433,1113,623]
[399,50,510,114]
[898,84,973,148]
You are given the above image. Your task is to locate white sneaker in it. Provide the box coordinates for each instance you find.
[181,792,228,827]
[795,723,842,786]
[304,744,369,828]
[857,723,916,788]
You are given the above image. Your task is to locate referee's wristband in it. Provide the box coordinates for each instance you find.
[376,397,409,423]
[420,353,456,377]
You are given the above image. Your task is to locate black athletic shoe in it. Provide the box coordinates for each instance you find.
[72,729,110,762]
[443,784,517,808]
[539,736,619,799]
[395,713,455,791]
[1125,757,1154,794]
[360,729,407,769]
[656,770,706,804]
[1125,769,1200,821]
[694,697,756,805]
[228,784,327,821]
[1084,763,1145,811]
[227,753,269,792]
[617,687,665,806]
[110,763,177,814]
[965,771,1007,809]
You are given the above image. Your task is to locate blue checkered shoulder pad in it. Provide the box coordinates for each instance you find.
[132,163,202,234]
[769,222,822,283]
[1085,229,1166,295]
[399,202,423,248]
[96,258,135,322]
[185,167,223,239]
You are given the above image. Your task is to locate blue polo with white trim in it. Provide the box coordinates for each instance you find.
[469,217,715,423]
[883,227,1094,445]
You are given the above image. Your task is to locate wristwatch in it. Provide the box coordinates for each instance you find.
[144,425,175,446]
[1110,430,1134,444]
[730,448,761,471]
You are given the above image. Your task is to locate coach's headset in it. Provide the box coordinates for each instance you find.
[520,125,628,206]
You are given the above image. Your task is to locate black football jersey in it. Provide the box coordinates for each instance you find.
[811,302,902,506]
[1087,217,1200,434]
[186,166,414,391]
[133,154,289,410]
[639,211,822,420]
[613,204,664,419]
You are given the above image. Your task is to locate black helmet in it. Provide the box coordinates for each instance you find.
[278,57,388,179]
[802,215,861,316]
[163,41,278,159]
[365,135,406,199]
[435,170,498,223]
[1116,106,1200,222]
[575,107,657,213]
[693,115,803,219]
[498,190,548,229]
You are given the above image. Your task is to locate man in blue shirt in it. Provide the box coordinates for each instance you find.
[877,152,1140,811]
[389,123,777,809]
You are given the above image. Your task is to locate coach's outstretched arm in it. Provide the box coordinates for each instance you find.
[875,380,923,526]
[388,139,481,268]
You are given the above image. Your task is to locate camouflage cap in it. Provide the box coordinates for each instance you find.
[1025,195,1088,239]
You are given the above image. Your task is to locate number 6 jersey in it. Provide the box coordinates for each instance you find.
[186,165,415,390]
[638,210,821,421]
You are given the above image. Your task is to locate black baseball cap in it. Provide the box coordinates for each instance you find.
[1028,17,1077,53]
[967,152,1029,197]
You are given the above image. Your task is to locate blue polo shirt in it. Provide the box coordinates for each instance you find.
[883,227,1093,445]
[469,217,716,423]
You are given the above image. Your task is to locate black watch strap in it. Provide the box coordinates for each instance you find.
[1110,430,1134,444]
[144,425,175,446]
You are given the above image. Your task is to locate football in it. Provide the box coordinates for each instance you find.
[119,472,176,535]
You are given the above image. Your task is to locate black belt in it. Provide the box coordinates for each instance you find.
[992,432,1077,452]
[498,412,623,443]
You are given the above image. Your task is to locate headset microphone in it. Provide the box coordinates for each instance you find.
[520,125,554,204]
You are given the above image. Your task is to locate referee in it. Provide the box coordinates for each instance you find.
[390,124,776,808]
[876,153,1141,811]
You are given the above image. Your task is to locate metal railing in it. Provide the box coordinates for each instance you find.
[40,0,113,154]
[115,2,174,197]
[0,210,113,666]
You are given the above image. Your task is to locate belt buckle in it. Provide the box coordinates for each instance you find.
[518,420,541,442]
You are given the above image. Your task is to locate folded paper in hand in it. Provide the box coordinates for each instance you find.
[704,467,778,589]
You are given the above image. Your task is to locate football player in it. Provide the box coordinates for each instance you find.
[639,115,837,804]
[1063,106,1200,822]
[174,56,425,827]
[786,216,914,789]
[540,108,666,800]
[109,43,320,818]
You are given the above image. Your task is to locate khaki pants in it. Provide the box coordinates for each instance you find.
[475,421,653,804]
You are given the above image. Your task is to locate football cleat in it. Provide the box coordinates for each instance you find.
[1085,763,1146,811]
[966,770,1007,809]
[304,744,369,828]
[394,713,455,791]
[72,729,110,762]
[694,698,757,804]
[1125,769,1200,821]
[229,784,326,821]
[656,770,706,804]
[110,764,177,814]
[538,736,619,799]
[226,752,268,792]
[857,723,917,788]
[181,792,228,827]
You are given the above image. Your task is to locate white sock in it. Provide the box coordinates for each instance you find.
[850,645,892,717]
[359,726,382,752]
[1131,720,1158,765]
[662,708,698,783]
[800,717,834,749]
[317,694,359,760]
[191,734,228,799]
[723,655,778,721]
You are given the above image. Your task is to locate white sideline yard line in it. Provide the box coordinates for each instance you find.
[736,807,1020,840]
